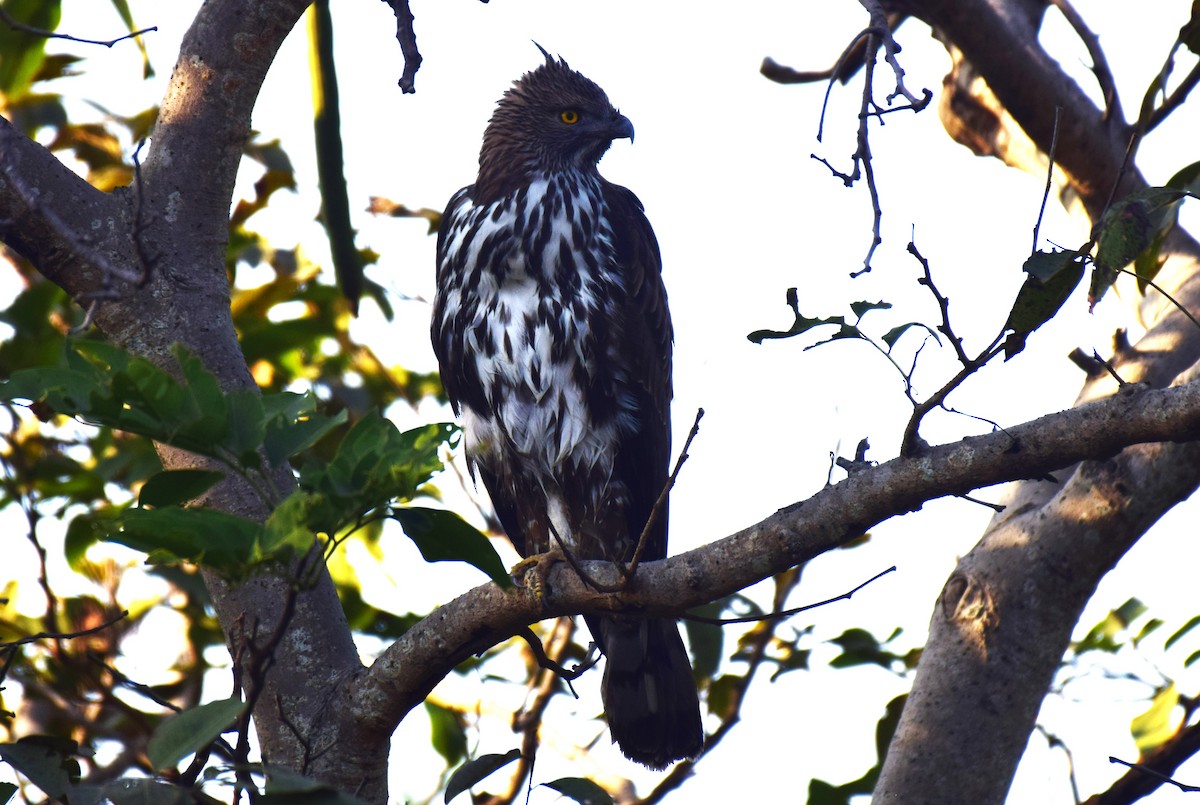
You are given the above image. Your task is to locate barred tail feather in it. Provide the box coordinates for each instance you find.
[589,615,704,769]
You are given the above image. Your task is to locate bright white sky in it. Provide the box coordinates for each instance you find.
[7,1,1200,802]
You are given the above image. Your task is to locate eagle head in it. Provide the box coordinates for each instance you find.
[475,48,633,199]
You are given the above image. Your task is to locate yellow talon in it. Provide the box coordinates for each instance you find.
[511,548,566,602]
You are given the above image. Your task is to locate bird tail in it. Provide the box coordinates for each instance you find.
[587,615,704,769]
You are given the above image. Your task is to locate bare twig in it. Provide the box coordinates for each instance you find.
[807,2,930,276]
[481,618,579,805]
[622,408,704,582]
[377,0,422,93]
[514,623,598,685]
[0,609,128,649]
[862,0,930,111]
[761,56,841,86]
[1032,107,1062,254]
[642,570,804,804]
[1108,756,1200,793]
[0,6,155,48]
[1147,60,1200,132]
[683,567,896,626]
[1045,0,1122,123]
[910,240,970,366]
[1091,350,1127,387]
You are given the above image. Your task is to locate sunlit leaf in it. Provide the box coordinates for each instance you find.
[1131,683,1179,752]
[1165,614,1200,651]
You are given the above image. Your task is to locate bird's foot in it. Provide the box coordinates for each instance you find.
[511,548,566,602]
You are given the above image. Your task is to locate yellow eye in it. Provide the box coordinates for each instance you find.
[560,110,579,124]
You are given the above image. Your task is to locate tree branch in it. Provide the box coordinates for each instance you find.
[349,376,1200,737]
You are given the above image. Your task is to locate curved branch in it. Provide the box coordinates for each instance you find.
[349,376,1200,737]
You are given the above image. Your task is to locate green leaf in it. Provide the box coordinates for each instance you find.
[443,750,522,803]
[747,288,847,344]
[1167,159,1200,195]
[298,418,456,535]
[541,778,614,805]
[174,344,230,443]
[683,600,726,681]
[849,300,891,319]
[225,390,267,468]
[146,697,246,770]
[426,702,467,767]
[107,507,263,574]
[262,392,346,467]
[1133,617,1163,646]
[65,508,125,569]
[0,0,62,101]
[875,694,907,762]
[827,627,904,670]
[261,490,323,555]
[1131,683,1180,752]
[1092,187,1188,307]
[139,470,225,508]
[1165,614,1200,651]
[391,507,511,587]
[0,736,79,799]
[881,322,940,350]
[1002,250,1084,359]
[1074,598,1147,655]
[1113,597,1148,625]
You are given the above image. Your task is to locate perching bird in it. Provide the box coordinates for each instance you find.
[430,50,703,769]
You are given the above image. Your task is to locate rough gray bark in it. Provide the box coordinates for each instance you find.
[870,1,1200,802]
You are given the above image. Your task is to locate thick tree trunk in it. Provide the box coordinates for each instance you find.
[874,1,1200,801]
[0,1,386,799]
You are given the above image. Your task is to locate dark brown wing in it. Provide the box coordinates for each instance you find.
[603,181,674,562]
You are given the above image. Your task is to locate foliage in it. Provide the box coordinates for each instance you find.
[0,7,491,801]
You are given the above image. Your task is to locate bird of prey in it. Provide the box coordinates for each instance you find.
[430,50,703,769]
